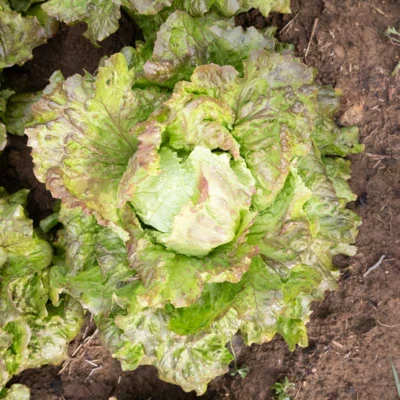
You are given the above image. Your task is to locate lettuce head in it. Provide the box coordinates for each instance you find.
[41,0,290,43]
[25,9,362,395]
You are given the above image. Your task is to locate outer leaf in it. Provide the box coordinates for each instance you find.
[120,0,172,15]
[143,11,279,86]
[0,384,30,400]
[52,206,239,394]
[100,306,239,395]
[3,92,41,135]
[0,124,6,151]
[50,206,136,315]
[313,87,364,156]
[323,157,357,205]
[0,89,14,119]
[129,0,290,18]
[8,0,43,13]
[174,0,291,17]
[0,189,83,390]
[26,4,60,38]
[27,55,169,235]
[42,0,120,43]
[0,2,46,69]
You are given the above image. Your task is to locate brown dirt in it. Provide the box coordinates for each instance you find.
[2,1,400,399]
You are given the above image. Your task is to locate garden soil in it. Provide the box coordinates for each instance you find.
[1,1,399,399]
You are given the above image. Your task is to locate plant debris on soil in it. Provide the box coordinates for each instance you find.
[2,0,400,399]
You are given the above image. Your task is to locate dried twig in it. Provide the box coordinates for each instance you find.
[364,152,398,160]
[84,365,103,383]
[58,329,99,375]
[375,318,400,328]
[84,359,99,367]
[363,255,386,277]
[305,19,319,58]
[371,5,387,17]
[279,12,299,35]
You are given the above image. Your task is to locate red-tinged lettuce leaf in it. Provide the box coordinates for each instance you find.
[52,204,341,394]
[41,0,172,44]
[3,91,41,135]
[27,19,362,394]
[173,0,291,17]
[27,54,169,237]
[143,11,280,86]
[0,189,83,390]
[41,0,121,43]
[0,1,46,69]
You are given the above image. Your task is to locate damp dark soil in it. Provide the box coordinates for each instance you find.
[2,0,400,399]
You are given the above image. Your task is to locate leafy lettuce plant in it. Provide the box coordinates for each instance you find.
[0,0,58,70]
[25,8,362,395]
[0,0,58,153]
[40,0,290,44]
[0,189,83,393]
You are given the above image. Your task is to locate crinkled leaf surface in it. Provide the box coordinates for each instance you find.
[8,0,43,13]
[143,11,279,86]
[26,4,60,38]
[0,124,6,151]
[0,384,30,400]
[0,89,13,149]
[27,16,362,394]
[0,189,83,390]
[173,0,291,16]
[120,0,172,15]
[51,205,238,394]
[42,0,121,43]
[0,1,46,69]
[3,92,41,135]
[41,0,173,43]
[27,54,169,236]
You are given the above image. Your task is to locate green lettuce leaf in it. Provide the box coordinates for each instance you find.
[42,0,121,43]
[3,92,41,136]
[50,205,239,394]
[99,305,239,394]
[143,11,279,86]
[0,188,83,390]
[27,16,362,394]
[27,54,169,236]
[0,384,30,400]
[124,145,254,257]
[52,197,352,394]
[120,0,172,14]
[41,0,173,44]
[0,124,6,151]
[8,0,43,13]
[323,157,357,205]
[49,205,137,315]
[0,1,47,69]
[26,3,60,38]
[173,0,291,17]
